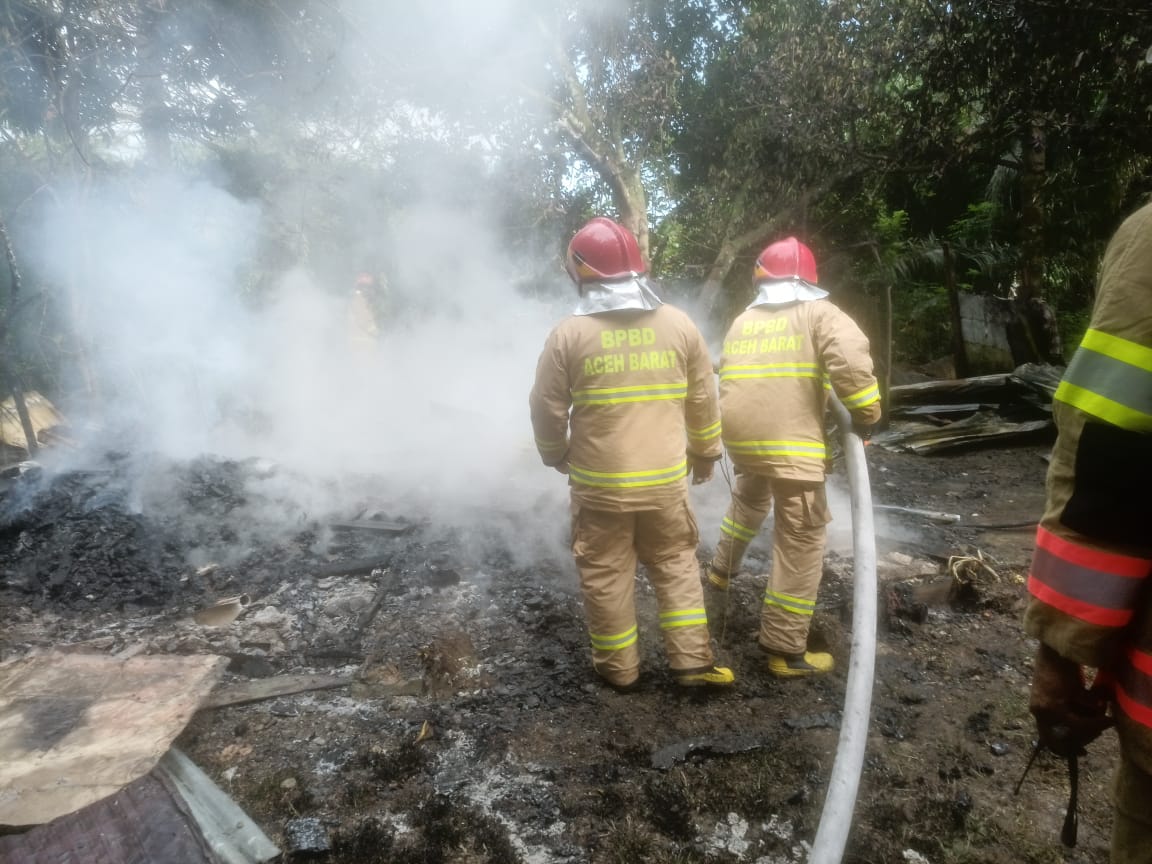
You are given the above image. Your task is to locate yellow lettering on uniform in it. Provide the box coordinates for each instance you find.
[785,335,798,351]
[586,353,627,375]
[625,327,656,347]
[600,331,613,349]
[612,330,626,348]
[747,315,791,337]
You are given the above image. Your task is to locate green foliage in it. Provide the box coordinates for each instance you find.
[1,0,1151,383]
[892,284,952,366]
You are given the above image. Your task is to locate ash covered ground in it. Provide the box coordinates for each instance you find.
[0,440,1117,864]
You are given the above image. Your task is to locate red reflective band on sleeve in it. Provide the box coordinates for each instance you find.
[1027,575,1134,627]
[1036,526,1150,577]
[1116,685,1152,729]
[1117,647,1152,728]
[1129,646,1152,677]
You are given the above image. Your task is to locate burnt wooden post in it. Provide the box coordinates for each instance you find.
[0,215,39,456]
[943,241,969,379]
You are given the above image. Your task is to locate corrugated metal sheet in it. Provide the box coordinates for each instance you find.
[0,773,219,864]
[0,750,279,864]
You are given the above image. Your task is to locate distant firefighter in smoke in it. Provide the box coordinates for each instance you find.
[529,217,734,692]
[347,271,381,350]
[707,237,881,678]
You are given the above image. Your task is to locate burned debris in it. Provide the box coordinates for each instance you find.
[0,429,1104,863]
[874,363,1062,454]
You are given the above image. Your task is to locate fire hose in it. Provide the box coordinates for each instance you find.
[807,396,878,864]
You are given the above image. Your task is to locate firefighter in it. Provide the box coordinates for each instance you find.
[1024,198,1152,861]
[706,237,880,678]
[529,217,734,691]
[348,272,381,349]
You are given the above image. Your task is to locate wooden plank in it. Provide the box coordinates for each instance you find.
[314,557,391,577]
[329,519,413,534]
[888,375,1011,405]
[204,673,353,709]
[890,403,985,418]
[871,409,1050,454]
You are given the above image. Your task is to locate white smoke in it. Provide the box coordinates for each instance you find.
[26,171,574,569]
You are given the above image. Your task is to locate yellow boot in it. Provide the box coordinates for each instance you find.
[766,651,834,678]
[675,665,736,688]
[705,565,732,591]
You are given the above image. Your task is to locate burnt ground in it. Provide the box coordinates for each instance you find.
[0,436,1118,864]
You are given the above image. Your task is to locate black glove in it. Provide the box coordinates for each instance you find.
[1029,644,1114,759]
[851,420,875,441]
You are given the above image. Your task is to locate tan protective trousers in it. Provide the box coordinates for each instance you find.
[571,498,715,687]
[711,471,831,656]
[1113,747,1152,863]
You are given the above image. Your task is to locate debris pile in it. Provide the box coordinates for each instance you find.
[874,363,1062,454]
[0,438,1115,863]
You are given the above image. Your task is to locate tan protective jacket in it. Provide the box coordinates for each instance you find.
[1024,200,1152,774]
[530,304,722,511]
[719,299,881,482]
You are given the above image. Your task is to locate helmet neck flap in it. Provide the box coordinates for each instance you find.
[747,278,828,308]
[573,276,664,316]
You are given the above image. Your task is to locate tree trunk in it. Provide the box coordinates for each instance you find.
[138,2,173,170]
[879,280,892,430]
[1012,117,1061,363]
[943,241,969,378]
[50,0,91,166]
[0,216,39,457]
[697,219,776,320]
[613,169,649,263]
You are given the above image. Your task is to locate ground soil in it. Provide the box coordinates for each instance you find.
[0,433,1119,864]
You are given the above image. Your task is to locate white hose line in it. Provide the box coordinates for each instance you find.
[808,397,878,864]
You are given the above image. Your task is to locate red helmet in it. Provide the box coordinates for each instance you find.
[566,217,646,284]
[755,237,818,284]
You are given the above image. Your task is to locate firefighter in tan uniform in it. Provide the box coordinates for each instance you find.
[530,217,734,691]
[707,237,881,678]
[1024,199,1152,862]
[347,272,381,351]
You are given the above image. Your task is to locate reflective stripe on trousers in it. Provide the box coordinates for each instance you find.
[711,471,831,656]
[571,501,713,686]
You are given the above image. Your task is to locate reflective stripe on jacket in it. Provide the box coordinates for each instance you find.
[718,299,880,481]
[1027,524,1147,629]
[529,304,722,511]
[1054,203,1152,432]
